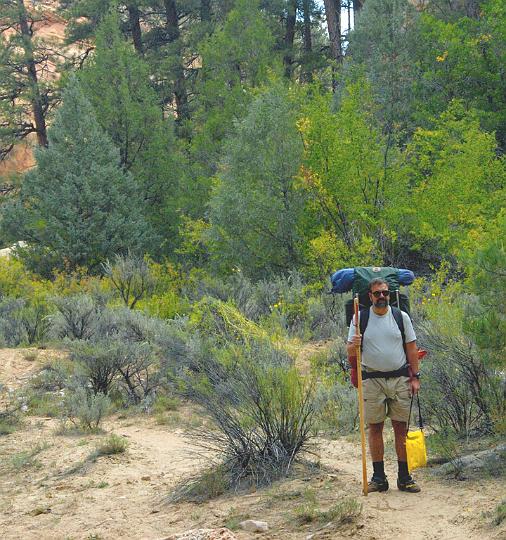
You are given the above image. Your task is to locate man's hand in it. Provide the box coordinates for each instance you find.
[350,334,361,349]
[410,377,420,395]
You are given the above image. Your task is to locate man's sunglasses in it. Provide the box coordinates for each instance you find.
[371,290,390,298]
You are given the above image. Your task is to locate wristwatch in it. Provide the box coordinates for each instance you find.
[413,372,421,379]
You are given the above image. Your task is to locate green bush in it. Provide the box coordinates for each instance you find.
[10,441,49,470]
[51,294,104,340]
[314,382,359,436]
[95,433,128,456]
[494,500,506,526]
[170,465,229,503]
[30,358,74,392]
[69,340,121,395]
[26,391,62,417]
[61,387,110,431]
[181,340,317,488]
[0,384,22,435]
[427,428,464,478]
[102,253,155,309]
[153,393,180,413]
[190,296,268,345]
[0,297,51,346]
[418,320,503,436]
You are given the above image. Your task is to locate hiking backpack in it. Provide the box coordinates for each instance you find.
[330,266,415,327]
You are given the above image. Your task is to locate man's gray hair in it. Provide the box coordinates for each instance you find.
[368,277,389,292]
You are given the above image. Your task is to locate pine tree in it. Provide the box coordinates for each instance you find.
[0,77,153,276]
[0,0,57,161]
[79,12,184,255]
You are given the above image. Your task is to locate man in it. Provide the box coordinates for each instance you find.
[347,277,421,493]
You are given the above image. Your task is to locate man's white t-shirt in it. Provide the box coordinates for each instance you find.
[347,306,416,371]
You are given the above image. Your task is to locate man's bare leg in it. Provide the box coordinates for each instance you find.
[391,420,407,461]
[368,421,385,461]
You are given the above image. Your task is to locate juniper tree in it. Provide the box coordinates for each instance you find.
[0,77,152,276]
[79,12,184,256]
[208,84,305,278]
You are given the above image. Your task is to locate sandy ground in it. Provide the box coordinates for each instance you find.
[1,350,505,540]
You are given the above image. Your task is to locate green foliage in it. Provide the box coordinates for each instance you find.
[415,278,504,436]
[190,296,269,345]
[0,297,51,346]
[171,465,229,503]
[9,441,49,471]
[51,293,104,341]
[102,253,155,309]
[26,390,62,418]
[403,102,505,258]
[181,341,317,487]
[79,12,184,253]
[298,81,405,276]
[347,0,422,134]
[1,77,152,275]
[189,0,281,218]
[294,495,362,526]
[463,211,506,369]
[209,84,304,277]
[494,500,506,526]
[0,385,21,436]
[427,429,464,478]
[415,1,506,148]
[95,433,128,456]
[62,387,110,431]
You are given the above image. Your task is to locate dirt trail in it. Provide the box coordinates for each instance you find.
[0,350,504,540]
[319,437,503,540]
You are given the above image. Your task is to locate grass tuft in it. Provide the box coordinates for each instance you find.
[295,496,362,526]
[94,434,128,457]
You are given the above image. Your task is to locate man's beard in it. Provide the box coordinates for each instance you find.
[374,299,388,308]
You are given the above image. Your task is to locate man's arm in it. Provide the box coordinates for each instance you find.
[347,335,361,356]
[405,340,420,394]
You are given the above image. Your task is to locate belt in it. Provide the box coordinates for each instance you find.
[362,364,410,380]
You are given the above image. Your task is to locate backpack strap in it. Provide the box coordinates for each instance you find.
[359,306,407,356]
[359,308,369,351]
[391,306,407,356]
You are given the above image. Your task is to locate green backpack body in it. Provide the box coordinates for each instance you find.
[345,266,410,326]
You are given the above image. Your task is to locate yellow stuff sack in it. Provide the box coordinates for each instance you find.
[406,429,427,471]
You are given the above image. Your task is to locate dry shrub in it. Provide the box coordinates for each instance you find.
[181,340,317,489]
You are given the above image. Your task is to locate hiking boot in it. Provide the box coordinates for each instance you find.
[368,475,389,493]
[397,475,421,493]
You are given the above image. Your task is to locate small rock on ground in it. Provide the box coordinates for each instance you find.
[239,520,269,532]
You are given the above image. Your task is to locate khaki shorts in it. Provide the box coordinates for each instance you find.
[362,375,411,424]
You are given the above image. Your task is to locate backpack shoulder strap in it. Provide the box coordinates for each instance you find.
[391,306,407,355]
[359,308,369,350]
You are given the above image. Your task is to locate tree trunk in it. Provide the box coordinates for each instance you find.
[283,0,297,79]
[127,4,143,54]
[16,0,48,148]
[353,0,364,19]
[465,0,480,18]
[323,0,342,91]
[164,0,180,41]
[323,0,342,64]
[301,0,313,83]
[163,0,189,126]
[200,0,211,22]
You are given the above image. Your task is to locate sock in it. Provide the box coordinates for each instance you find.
[398,460,409,479]
[373,461,385,478]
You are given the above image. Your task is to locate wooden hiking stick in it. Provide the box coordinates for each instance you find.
[354,295,368,496]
